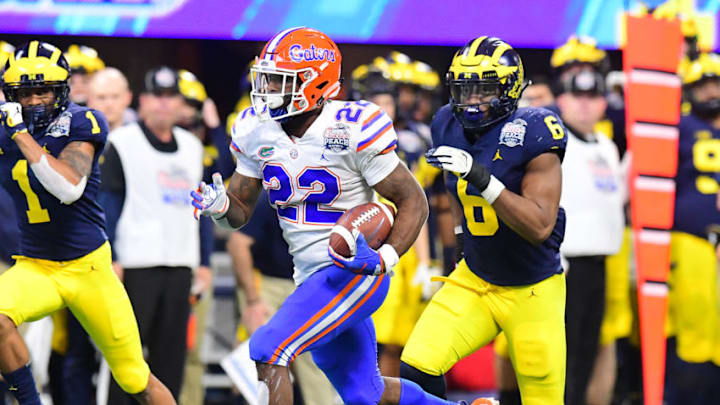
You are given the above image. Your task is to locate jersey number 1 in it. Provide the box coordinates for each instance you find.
[456,178,498,236]
[12,160,50,224]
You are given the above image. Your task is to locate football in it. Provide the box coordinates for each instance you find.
[329,202,395,258]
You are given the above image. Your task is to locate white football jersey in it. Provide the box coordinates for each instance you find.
[230,100,400,285]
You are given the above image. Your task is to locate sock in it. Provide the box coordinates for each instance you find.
[2,364,41,405]
[400,362,447,398]
[398,378,456,405]
[0,379,8,405]
[442,246,456,275]
[499,389,522,405]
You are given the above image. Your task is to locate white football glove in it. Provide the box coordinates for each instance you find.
[191,172,229,220]
[0,102,28,138]
[412,263,443,301]
[425,145,474,177]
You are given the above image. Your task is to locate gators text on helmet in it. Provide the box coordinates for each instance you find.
[1,40,71,133]
[251,27,342,122]
[446,36,524,133]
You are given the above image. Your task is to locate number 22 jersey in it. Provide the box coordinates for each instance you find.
[432,104,567,286]
[230,100,400,285]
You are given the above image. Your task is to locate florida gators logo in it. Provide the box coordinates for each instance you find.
[258,146,275,159]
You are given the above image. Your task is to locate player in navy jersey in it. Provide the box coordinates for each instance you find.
[400,36,568,405]
[664,53,720,405]
[0,41,175,405]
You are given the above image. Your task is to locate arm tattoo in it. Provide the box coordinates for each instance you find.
[59,141,95,178]
[226,173,263,228]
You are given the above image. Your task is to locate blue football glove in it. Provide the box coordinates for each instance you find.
[0,102,28,139]
[328,230,399,276]
[190,172,229,220]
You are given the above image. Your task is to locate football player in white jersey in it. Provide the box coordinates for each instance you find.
[192,27,496,405]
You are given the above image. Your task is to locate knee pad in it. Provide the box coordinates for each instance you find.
[400,362,446,398]
[249,325,285,364]
[512,323,551,379]
[111,365,149,395]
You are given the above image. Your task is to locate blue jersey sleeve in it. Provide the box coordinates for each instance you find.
[521,108,568,163]
[69,107,109,149]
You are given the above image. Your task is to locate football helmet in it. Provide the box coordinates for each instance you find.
[550,36,609,74]
[678,53,720,118]
[64,44,105,75]
[0,42,15,71]
[251,27,342,121]
[351,60,395,100]
[178,69,208,108]
[1,40,71,132]
[446,36,524,133]
[412,60,440,92]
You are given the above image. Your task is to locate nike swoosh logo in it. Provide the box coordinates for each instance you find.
[9,386,18,391]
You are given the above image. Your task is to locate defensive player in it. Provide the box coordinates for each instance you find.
[665,53,720,405]
[192,27,495,405]
[0,41,175,405]
[400,36,568,405]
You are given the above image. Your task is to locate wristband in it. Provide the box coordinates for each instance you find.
[377,244,400,273]
[480,175,506,204]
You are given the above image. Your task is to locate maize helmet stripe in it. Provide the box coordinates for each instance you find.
[49,47,62,65]
[28,40,39,58]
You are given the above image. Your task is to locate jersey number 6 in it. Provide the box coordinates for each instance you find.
[457,178,498,236]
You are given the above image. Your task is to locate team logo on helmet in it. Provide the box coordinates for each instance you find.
[289,44,336,63]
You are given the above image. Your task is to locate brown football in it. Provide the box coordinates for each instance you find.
[329,202,395,258]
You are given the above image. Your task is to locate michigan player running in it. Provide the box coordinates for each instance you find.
[191,27,495,405]
[400,36,568,405]
[664,53,720,405]
[0,41,176,405]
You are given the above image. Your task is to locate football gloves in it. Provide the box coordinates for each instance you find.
[0,102,29,139]
[411,263,443,301]
[329,230,399,276]
[426,146,491,192]
[191,172,229,220]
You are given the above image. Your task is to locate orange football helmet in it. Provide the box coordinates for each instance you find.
[250,27,342,121]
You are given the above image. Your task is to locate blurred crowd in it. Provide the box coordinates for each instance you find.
[0,9,720,405]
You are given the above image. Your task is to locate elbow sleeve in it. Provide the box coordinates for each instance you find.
[30,155,87,204]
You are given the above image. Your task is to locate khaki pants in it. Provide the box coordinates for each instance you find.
[180,291,212,405]
[257,275,337,405]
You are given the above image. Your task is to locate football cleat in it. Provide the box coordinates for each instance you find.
[471,398,500,405]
